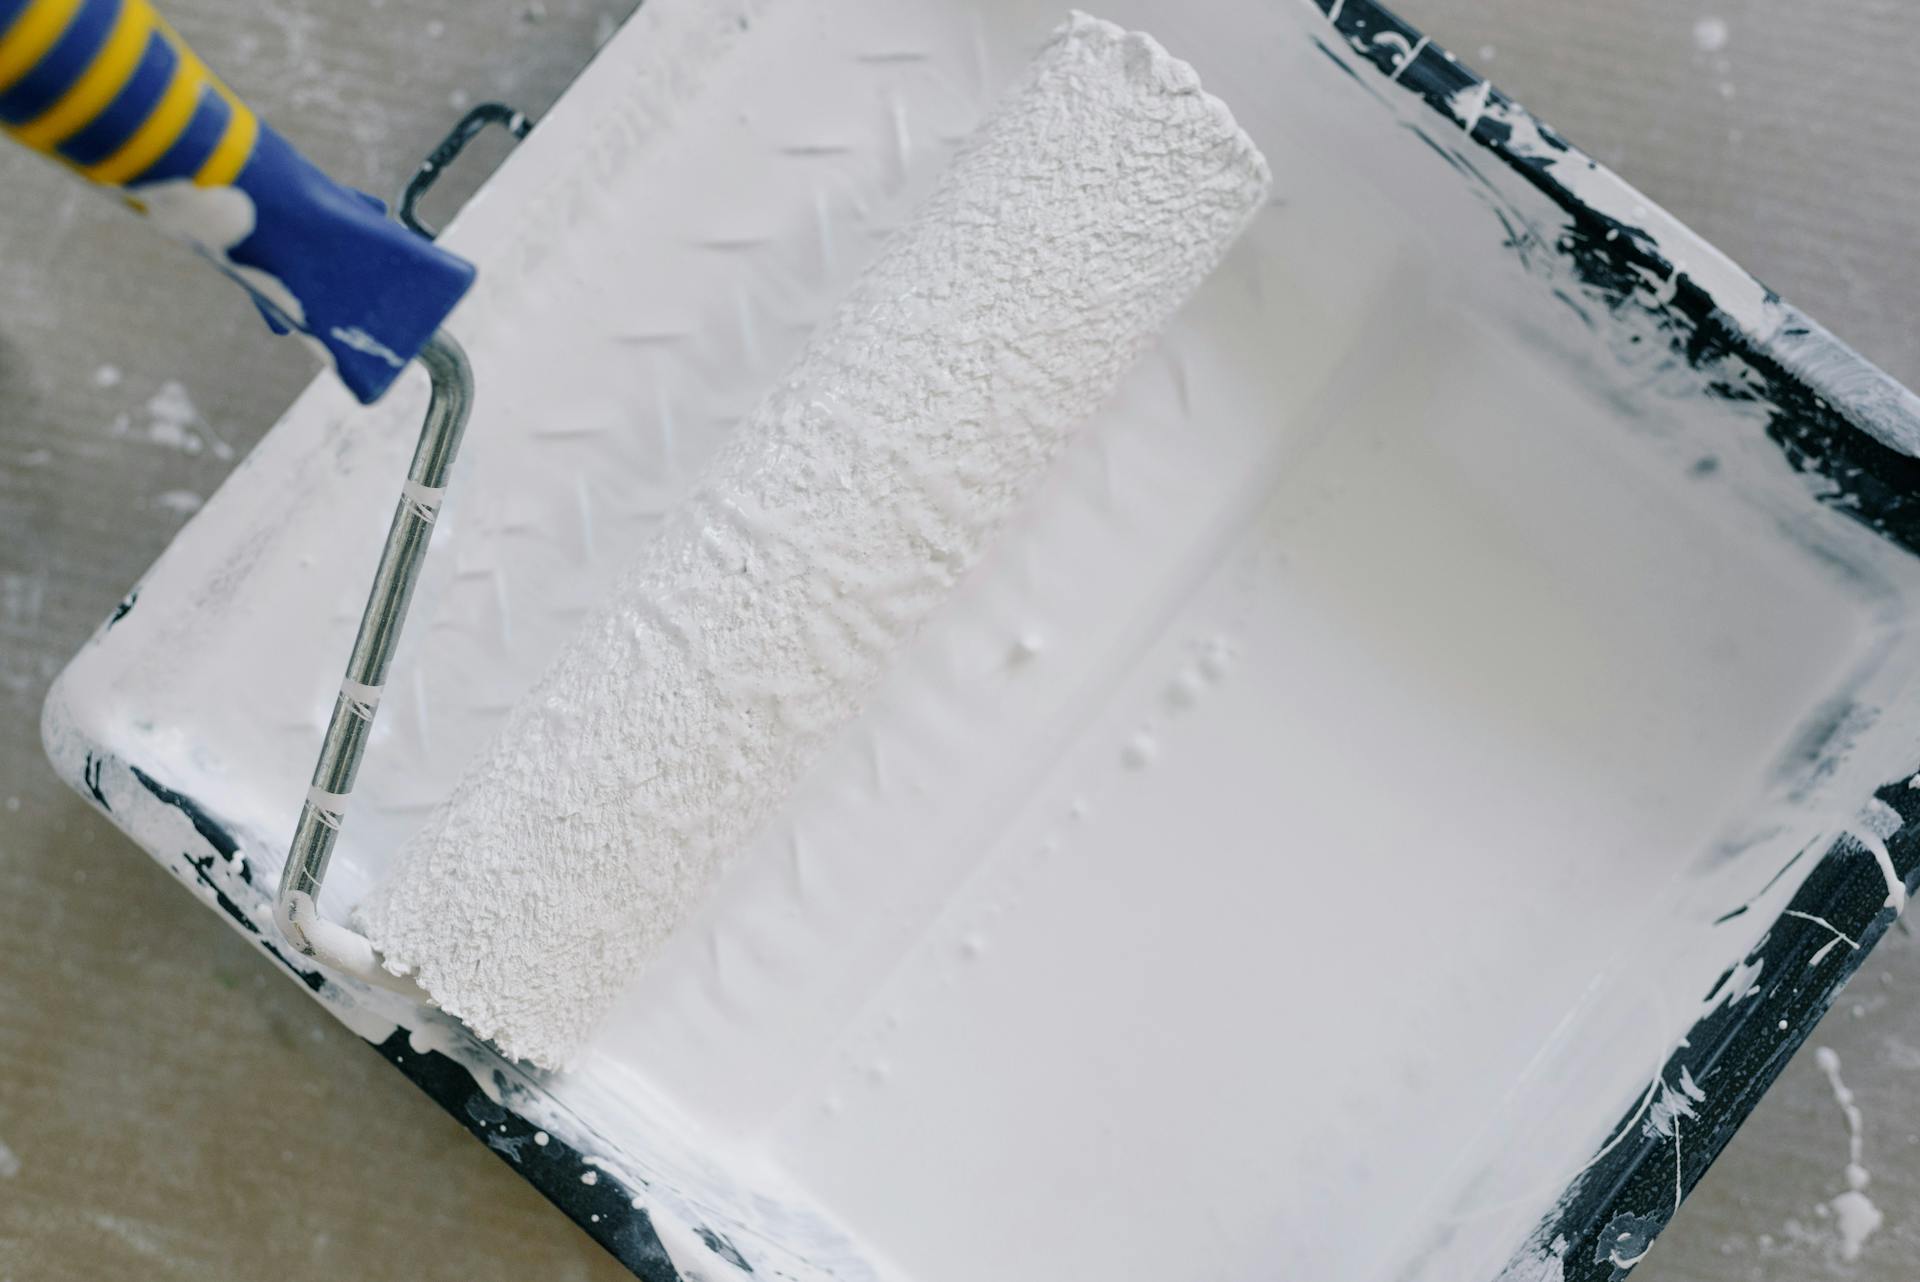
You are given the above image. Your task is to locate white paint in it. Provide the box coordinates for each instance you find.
[1814,1046,1883,1260]
[112,380,235,461]
[1449,78,1493,136]
[132,179,307,330]
[153,490,204,516]
[41,1,1920,1280]
[328,326,405,370]
[1692,17,1730,54]
[1473,93,1785,347]
[357,12,1270,1070]
[0,1138,19,1179]
[91,363,122,389]
[1784,909,1859,967]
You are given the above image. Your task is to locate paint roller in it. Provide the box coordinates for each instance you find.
[9,1,1271,1067]
[350,14,1271,1069]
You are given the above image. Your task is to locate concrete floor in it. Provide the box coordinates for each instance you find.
[0,1,1915,1278]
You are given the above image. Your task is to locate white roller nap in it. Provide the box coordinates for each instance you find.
[355,13,1271,1068]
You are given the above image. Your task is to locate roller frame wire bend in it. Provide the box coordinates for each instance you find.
[274,104,527,990]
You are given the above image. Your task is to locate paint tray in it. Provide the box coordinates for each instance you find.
[43,1,1920,1278]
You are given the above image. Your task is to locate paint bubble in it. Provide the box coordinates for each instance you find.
[534,1131,549,1146]
[1121,730,1158,770]
[1168,667,1206,708]
[1197,637,1234,682]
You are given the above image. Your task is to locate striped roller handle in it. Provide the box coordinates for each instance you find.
[0,0,475,403]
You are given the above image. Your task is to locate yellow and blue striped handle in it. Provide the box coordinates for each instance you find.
[0,0,475,402]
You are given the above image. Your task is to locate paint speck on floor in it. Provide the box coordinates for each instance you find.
[91,364,122,389]
[0,1138,19,1178]
[1,572,45,628]
[152,491,204,516]
[110,381,235,461]
[581,1169,598,1185]
[1831,1189,1883,1262]
[1693,16,1730,52]
[1814,1045,1884,1261]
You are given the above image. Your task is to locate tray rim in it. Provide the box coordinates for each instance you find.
[39,1,1920,1279]
[1312,2,1920,1278]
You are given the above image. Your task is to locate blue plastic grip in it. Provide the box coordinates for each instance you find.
[1,0,477,403]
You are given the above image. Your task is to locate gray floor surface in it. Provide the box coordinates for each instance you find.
[1,1,1915,1278]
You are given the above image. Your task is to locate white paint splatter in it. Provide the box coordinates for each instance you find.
[115,381,235,461]
[92,363,122,389]
[1843,801,1907,914]
[1814,1045,1883,1261]
[1831,1190,1882,1263]
[153,490,204,516]
[1692,18,1729,53]
[1449,79,1493,136]
[1645,1072,1701,1138]
[0,1137,19,1178]
[329,325,405,370]
[1785,909,1860,968]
